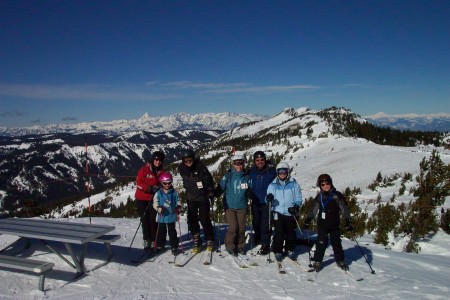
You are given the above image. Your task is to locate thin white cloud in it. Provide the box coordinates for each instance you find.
[0,83,180,101]
[145,81,320,93]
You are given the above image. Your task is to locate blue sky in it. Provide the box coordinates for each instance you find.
[1,0,449,127]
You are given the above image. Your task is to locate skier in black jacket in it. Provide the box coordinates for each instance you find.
[303,174,353,271]
[178,149,215,253]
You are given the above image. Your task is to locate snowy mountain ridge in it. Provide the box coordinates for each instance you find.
[364,112,450,132]
[0,112,266,136]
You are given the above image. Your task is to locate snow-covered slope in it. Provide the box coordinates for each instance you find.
[0,217,449,299]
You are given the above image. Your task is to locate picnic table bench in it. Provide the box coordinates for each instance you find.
[0,218,119,290]
[0,254,54,291]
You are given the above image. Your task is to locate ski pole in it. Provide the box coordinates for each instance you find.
[210,197,218,250]
[128,200,153,251]
[353,236,376,274]
[177,215,185,254]
[267,201,273,263]
[249,202,254,252]
[153,212,162,251]
[305,229,313,267]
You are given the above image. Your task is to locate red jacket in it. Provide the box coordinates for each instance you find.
[135,164,163,201]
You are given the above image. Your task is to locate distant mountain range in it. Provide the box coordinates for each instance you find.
[0,112,266,137]
[364,112,450,132]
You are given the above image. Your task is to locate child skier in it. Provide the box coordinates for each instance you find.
[303,174,354,271]
[153,172,181,255]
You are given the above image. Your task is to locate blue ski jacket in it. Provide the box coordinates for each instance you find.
[248,165,276,205]
[267,176,302,216]
[153,188,180,223]
[219,169,252,210]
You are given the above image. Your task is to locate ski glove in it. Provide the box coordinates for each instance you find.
[266,193,274,203]
[244,189,256,200]
[288,204,300,216]
[345,219,354,232]
[303,218,311,229]
[157,206,164,214]
[175,205,181,215]
[149,185,159,194]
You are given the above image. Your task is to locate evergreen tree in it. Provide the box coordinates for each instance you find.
[400,151,450,252]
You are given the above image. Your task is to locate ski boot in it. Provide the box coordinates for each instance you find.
[171,247,178,256]
[237,248,246,255]
[287,251,297,261]
[191,234,203,254]
[206,240,214,251]
[336,261,349,271]
[227,247,237,256]
[275,253,284,262]
[313,261,321,272]
[257,245,270,255]
[143,239,151,251]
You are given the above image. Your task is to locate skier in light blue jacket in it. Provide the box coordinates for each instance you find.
[266,162,302,261]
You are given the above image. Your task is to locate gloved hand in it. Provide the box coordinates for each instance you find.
[345,219,354,232]
[149,185,159,194]
[214,186,223,198]
[209,195,215,206]
[245,189,255,200]
[157,206,164,214]
[266,193,274,203]
[175,205,181,215]
[303,218,311,230]
[288,204,300,216]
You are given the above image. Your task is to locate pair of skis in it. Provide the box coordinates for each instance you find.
[232,253,259,268]
[171,248,213,267]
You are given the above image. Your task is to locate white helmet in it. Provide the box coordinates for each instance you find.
[276,162,290,177]
[231,154,245,162]
[276,162,289,170]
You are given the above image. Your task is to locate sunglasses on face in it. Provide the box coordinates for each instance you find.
[255,158,266,163]
[233,161,244,166]
[161,181,172,186]
[183,158,193,163]
[321,182,331,187]
[154,158,163,162]
[277,168,288,175]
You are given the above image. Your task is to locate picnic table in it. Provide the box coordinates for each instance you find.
[0,218,117,277]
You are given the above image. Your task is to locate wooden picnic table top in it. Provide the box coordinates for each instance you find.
[0,218,115,245]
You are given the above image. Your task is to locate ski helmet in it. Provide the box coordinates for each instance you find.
[182,149,195,159]
[231,154,245,162]
[151,150,165,162]
[253,151,266,160]
[276,162,290,177]
[317,174,332,187]
[159,172,173,183]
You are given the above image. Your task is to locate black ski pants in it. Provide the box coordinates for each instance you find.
[314,227,345,263]
[156,222,179,250]
[136,200,158,244]
[251,202,271,247]
[187,200,214,242]
[271,213,297,254]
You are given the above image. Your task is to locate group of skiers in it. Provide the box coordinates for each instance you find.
[134,149,354,271]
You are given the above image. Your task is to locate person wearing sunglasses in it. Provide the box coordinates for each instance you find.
[153,172,181,255]
[135,150,166,250]
[248,151,276,256]
[177,149,215,253]
[266,162,302,262]
[216,153,253,256]
[303,174,353,272]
